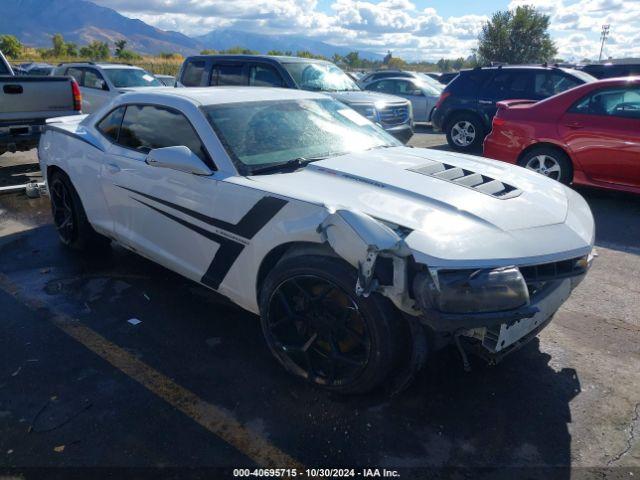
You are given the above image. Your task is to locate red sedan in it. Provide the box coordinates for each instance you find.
[484,77,640,194]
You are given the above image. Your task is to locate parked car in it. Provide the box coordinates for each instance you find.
[177,55,414,143]
[0,50,81,156]
[361,77,441,122]
[579,63,640,79]
[484,77,640,195]
[432,65,596,152]
[39,87,594,393]
[155,74,176,86]
[52,62,162,113]
[19,62,54,76]
[358,70,444,91]
[424,72,459,85]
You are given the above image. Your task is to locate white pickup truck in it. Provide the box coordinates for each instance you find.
[0,50,82,157]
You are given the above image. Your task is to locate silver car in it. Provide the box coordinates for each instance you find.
[52,62,162,113]
[362,77,442,123]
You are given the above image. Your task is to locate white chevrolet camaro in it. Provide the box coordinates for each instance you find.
[39,87,595,394]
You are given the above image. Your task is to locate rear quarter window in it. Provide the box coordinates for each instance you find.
[181,60,207,86]
[97,107,126,142]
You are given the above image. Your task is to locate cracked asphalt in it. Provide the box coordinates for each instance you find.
[0,129,638,478]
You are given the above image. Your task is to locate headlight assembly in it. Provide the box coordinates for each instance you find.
[352,105,378,121]
[414,266,530,314]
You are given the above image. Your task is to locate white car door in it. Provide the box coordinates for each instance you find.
[99,103,286,290]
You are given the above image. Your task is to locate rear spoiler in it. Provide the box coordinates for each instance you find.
[46,114,89,124]
[496,99,538,109]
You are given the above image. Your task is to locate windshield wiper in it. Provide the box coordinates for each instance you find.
[249,155,327,175]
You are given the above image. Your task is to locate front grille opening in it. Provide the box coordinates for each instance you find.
[520,256,587,284]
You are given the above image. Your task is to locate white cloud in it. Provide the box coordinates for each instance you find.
[93,0,640,62]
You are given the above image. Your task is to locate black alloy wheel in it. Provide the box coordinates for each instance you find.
[265,275,371,387]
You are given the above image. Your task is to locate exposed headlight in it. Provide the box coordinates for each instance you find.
[414,266,530,314]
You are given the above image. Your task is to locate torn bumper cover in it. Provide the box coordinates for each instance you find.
[318,209,415,313]
[318,209,592,357]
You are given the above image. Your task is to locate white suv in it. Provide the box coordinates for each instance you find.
[52,62,162,113]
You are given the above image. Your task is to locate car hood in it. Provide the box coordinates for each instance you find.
[327,90,407,105]
[244,147,594,266]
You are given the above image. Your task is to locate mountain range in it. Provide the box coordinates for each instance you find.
[1,0,383,60]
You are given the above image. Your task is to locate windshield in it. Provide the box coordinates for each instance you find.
[204,98,400,174]
[283,62,360,92]
[103,68,162,88]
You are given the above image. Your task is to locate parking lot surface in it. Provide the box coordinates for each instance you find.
[1,130,639,477]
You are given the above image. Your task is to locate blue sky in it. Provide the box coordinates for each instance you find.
[94,0,640,61]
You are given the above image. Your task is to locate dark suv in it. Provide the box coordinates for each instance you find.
[579,63,640,79]
[432,66,595,151]
[177,55,414,143]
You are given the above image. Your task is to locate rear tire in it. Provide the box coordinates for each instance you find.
[446,113,485,152]
[518,146,573,185]
[259,255,403,394]
[48,170,111,251]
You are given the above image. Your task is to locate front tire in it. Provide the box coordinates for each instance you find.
[259,255,402,394]
[518,146,573,185]
[446,113,484,151]
[49,171,110,251]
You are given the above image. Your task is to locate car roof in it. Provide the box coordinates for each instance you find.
[185,54,331,65]
[117,86,330,106]
[59,62,143,70]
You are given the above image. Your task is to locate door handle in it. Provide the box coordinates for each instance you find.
[106,163,121,174]
[565,122,584,129]
[478,100,493,105]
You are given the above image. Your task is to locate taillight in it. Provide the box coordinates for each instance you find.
[492,116,506,127]
[71,79,82,112]
[435,91,450,109]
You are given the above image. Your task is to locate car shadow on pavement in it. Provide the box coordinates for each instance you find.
[0,223,580,474]
[576,187,640,253]
[0,162,41,187]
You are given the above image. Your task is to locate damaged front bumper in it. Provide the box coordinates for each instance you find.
[318,208,592,363]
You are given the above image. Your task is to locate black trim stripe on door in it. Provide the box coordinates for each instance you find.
[117,185,287,239]
[126,189,287,290]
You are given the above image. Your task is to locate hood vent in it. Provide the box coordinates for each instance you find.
[408,160,522,199]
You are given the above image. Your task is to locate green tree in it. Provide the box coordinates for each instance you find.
[220,46,259,55]
[0,35,22,58]
[114,39,128,57]
[79,41,110,60]
[267,50,284,55]
[477,5,557,64]
[200,49,218,55]
[52,33,67,57]
[331,53,342,65]
[65,42,78,57]
[343,51,361,69]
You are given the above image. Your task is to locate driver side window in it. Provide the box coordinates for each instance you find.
[370,80,396,94]
[114,105,214,168]
[82,68,107,90]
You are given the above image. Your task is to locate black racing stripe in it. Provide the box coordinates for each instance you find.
[132,198,245,290]
[117,185,287,239]
[201,241,245,290]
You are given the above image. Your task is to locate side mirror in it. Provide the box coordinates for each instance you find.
[145,146,212,176]
[101,81,109,91]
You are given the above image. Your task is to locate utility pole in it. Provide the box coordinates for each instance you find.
[598,24,610,63]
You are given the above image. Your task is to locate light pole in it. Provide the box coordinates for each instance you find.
[598,24,610,63]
